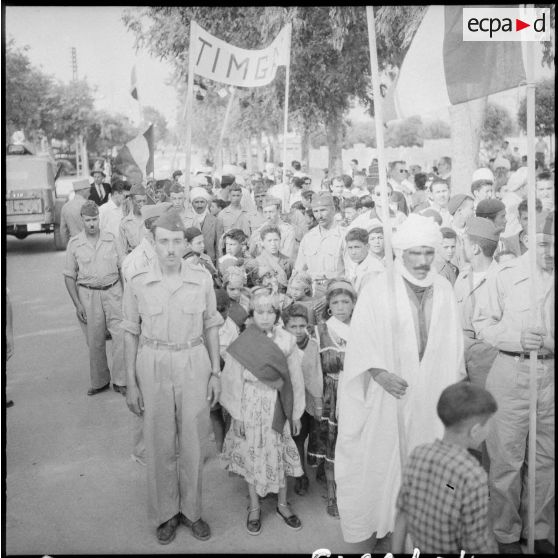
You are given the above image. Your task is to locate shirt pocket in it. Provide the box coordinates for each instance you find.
[102,248,119,270]
[138,302,164,337]
[76,253,93,275]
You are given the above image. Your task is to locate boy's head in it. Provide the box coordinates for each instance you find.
[229,183,243,206]
[223,228,246,256]
[287,273,312,301]
[345,227,370,264]
[282,303,310,344]
[437,382,497,448]
[440,227,457,262]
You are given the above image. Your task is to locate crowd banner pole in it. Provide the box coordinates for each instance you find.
[524,25,537,556]
[216,87,237,171]
[184,20,197,197]
[366,3,408,473]
[281,23,292,189]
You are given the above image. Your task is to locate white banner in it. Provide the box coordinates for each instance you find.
[192,21,290,87]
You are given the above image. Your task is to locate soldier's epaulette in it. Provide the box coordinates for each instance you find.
[497,258,520,275]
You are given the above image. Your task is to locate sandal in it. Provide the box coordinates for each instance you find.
[327,497,340,519]
[246,506,261,536]
[276,502,302,531]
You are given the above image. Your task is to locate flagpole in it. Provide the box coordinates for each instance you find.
[366,0,408,488]
[216,87,237,172]
[281,23,292,195]
[524,22,538,556]
[184,20,197,199]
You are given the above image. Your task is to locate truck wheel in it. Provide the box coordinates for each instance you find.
[54,225,66,250]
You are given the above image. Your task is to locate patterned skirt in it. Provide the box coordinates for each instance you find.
[307,373,338,472]
[221,377,303,497]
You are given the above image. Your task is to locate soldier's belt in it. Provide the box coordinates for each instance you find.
[78,279,119,291]
[500,350,554,360]
[140,335,204,351]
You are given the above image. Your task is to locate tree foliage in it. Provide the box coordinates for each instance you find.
[386,116,424,147]
[480,102,514,152]
[143,105,169,141]
[422,119,451,139]
[517,77,555,136]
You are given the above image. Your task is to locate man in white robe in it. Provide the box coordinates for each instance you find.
[336,214,466,543]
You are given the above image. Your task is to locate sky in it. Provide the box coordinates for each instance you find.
[5,6,180,127]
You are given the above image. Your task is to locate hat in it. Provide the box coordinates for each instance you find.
[476,199,506,218]
[90,169,106,178]
[80,200,99,217]
[130,184,146,196]
[465,216,500,242]
[471,179,494,193]
[73,178,90,192]
[419,208,443,226]
[221,174,235,187]
[190,187,210,201]
[472,168,494,183]
[311,192,335,209]
[301,190,314,200]
[440,226,457,239]
[535,210,554,235]
[141,201,172,222]
[506,167,529,192]
[366,218,384,233]
[262,195,281,208]
[393,214,442,252]
[448,194,473,215]
[153,209,187,232]
[326,279,357,299]
[494,157,511,171]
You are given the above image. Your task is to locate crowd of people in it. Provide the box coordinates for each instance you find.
[59,148,554,553]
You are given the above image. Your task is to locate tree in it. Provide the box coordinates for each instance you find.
[422,119,451,139]
[143,105,169,142]
[480,102,514,155]
[85,110,138,155]
[517,77,555,137]
[386,116,424,147]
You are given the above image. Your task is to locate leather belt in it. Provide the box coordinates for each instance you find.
[500,350,554,360]
[140,335,204,351]
[78,279,119,291]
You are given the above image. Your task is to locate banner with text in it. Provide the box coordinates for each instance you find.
[192,21,290,87]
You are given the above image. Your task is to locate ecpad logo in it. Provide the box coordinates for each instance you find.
[463,8,551,42]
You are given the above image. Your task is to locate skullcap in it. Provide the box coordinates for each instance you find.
[472,168,494,183]
[465,217,500,242]
[448,194,473,216]
[494,157,511,170]
[80,200,99,217]
[221,174,235,187]
[130,183,146,196]
[311,191,335,209]
[535,210,554,235]
[262,195,281,208]
[153,209,187,232]
[506,166,529,192]
[419,208,443,226]
[392,214,442,252]
[73,178,90,192]
[190,187,210,201]
[141,201,172,222]
[476,199,506,218]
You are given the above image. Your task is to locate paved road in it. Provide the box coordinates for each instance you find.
[4,234,376,555]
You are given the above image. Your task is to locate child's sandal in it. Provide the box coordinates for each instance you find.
[276,502,302,531]
[246,506,261,535]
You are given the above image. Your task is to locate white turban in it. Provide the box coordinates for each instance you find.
[392,214,442,254]
[190,187,210,201]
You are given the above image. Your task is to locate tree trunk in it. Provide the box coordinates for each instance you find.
[256,133,265,170]
[270,134,280,165]
[244,138,253,173]
[301,126,310,171]
[236,141,243,165]
[449,97,487,195]
[326,112,344,176]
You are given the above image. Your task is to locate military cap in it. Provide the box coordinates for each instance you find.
[471,168,494,183]
[440,226,457,239]
[153,209,187,232]
[448,194,473,216]
[311,191,335,209]
[262,195,281,208]
[130,183,146,196]
[73,178,90,192]
[535,210,554,235]
[419,208,442,226]
[221,174,236,187]
[80,200,99,217]
[465,217,500,242]
[476,199,506,218]
[141,201,172,222]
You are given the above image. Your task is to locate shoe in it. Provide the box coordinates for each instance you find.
[131,454,146,467]
[156,515,179,545]
[535,539,555,554]
[113,384,127,396]
[246,505,262,536]
[6,400,14,408]
[87,382,110,396]
[295,475,309,496]
[276,503,302,531]
[327,497,340,519]
[497,541,523,554]
[180,514,211,541]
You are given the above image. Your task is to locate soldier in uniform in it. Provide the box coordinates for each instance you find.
[60,178,91,245]
[63,200,126,396]
[474,211,555,554]
[122,210,223,544]
[120,183,147,255]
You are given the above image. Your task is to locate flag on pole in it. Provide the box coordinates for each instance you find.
[114,124,154,179]
[385,5,528,121]
[130,65,138,100]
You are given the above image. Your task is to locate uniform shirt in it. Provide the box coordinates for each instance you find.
[248,220,297,261]
[99,198,124,240]
[396,439,498,554]
[119,213,144,255]
[249,210,265,232]
[474,251,555,352]
[121,260,223,343]
[60,196,86,243]
[294,225,345,280]
[63,230,123,287]
[434,256,459,286]
[122,237,156,283]
[216,206,251,238]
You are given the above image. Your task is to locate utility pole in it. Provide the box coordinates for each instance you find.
[71,47,78,82]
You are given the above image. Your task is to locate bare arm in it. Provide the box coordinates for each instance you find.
[64,276,87,324]
[124,331,143,415]
[205,325,221,406]
[391,510,408,553]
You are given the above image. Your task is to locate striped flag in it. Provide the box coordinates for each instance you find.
[113,124,154,180]
[130,65,138,101]
[385,5,528,121]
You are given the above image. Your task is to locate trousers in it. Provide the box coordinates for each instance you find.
[485,353,554,543]
[78,283,125,388]
[137,342,211,526]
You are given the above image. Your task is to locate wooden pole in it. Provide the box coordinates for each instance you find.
[184,20,197,199]
[216,87,237,171]
[366,0,408,487]
[281,23,292,196]
[524,29,538,556]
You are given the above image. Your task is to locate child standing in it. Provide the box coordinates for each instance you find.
[392,382,498,554]
[222,267,249,330]
[220,287,306,535]
[282,303,323,496]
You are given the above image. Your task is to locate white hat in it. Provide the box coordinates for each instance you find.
[190,187,210,201]
[392,214,442,253]
[493,157,511,171]
[472,168,494,183]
